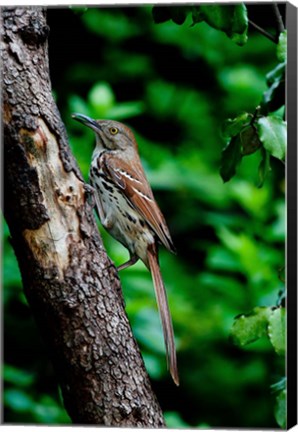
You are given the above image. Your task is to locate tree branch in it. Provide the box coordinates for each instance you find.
[248,19,277,43]
[2,6,165,426]
[272,3,285,34]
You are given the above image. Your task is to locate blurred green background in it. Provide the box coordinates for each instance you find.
[3,4,285,428]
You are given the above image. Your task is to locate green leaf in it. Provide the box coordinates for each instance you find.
[229,4,248,46]
[193,4,248,46]
[222,113,250,139]
[274,389,286,429]
[222,115,261,160]
[240,126,262,156]
[258,148,271,188]
[193,5,229,28]
[277,30,287,63]
[219,134,242,182]
[257,116,286,161]
[231,306,272,347]
[263,63,285,112]
[268,307,286,356]
[220,135,242,182]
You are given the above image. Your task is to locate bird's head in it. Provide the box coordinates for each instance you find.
[72,113,137,153]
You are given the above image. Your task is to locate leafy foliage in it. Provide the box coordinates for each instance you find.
[3,3,285,429]
[274,388,286,429]
[277,30,287,62]
[263,62,285,112]
[268,307,286,356]
[231,307,272,346]
[257,116,286,161]
[3,364,69,423]
[218,22,286,185]
[220,112,263,182]
[220,134,243,182]
[220,110,286,184]
[231,306,286,353]
[153,4,248,45]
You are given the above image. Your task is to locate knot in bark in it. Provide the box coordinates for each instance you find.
[19,10,49,46]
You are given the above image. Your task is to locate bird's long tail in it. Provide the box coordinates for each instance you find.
[147,244,179,386]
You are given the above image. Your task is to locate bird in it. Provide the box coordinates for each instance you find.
[72,113,179,386]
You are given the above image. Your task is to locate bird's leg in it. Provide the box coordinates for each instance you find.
[117,254,139,271]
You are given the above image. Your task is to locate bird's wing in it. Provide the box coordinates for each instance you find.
[101,152,175,253]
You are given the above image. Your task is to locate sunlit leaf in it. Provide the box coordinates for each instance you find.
[231,307,272,346]
[274,389,286,429]
[257,116,286,161]
[228,4,248,46]
[277,31,287,63]
[268,307,286,356]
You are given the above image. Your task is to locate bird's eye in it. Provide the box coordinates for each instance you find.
[109,127,119,135]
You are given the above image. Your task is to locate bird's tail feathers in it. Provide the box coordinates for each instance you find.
[147,244,179,386]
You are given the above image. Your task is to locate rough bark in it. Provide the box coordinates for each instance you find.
[1,7,165,426]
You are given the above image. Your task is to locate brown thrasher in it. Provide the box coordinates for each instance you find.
[72,113,179,385]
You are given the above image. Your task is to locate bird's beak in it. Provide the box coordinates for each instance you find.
[71,113,102,133]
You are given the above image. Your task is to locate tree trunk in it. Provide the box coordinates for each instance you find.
[1,6,165,426]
